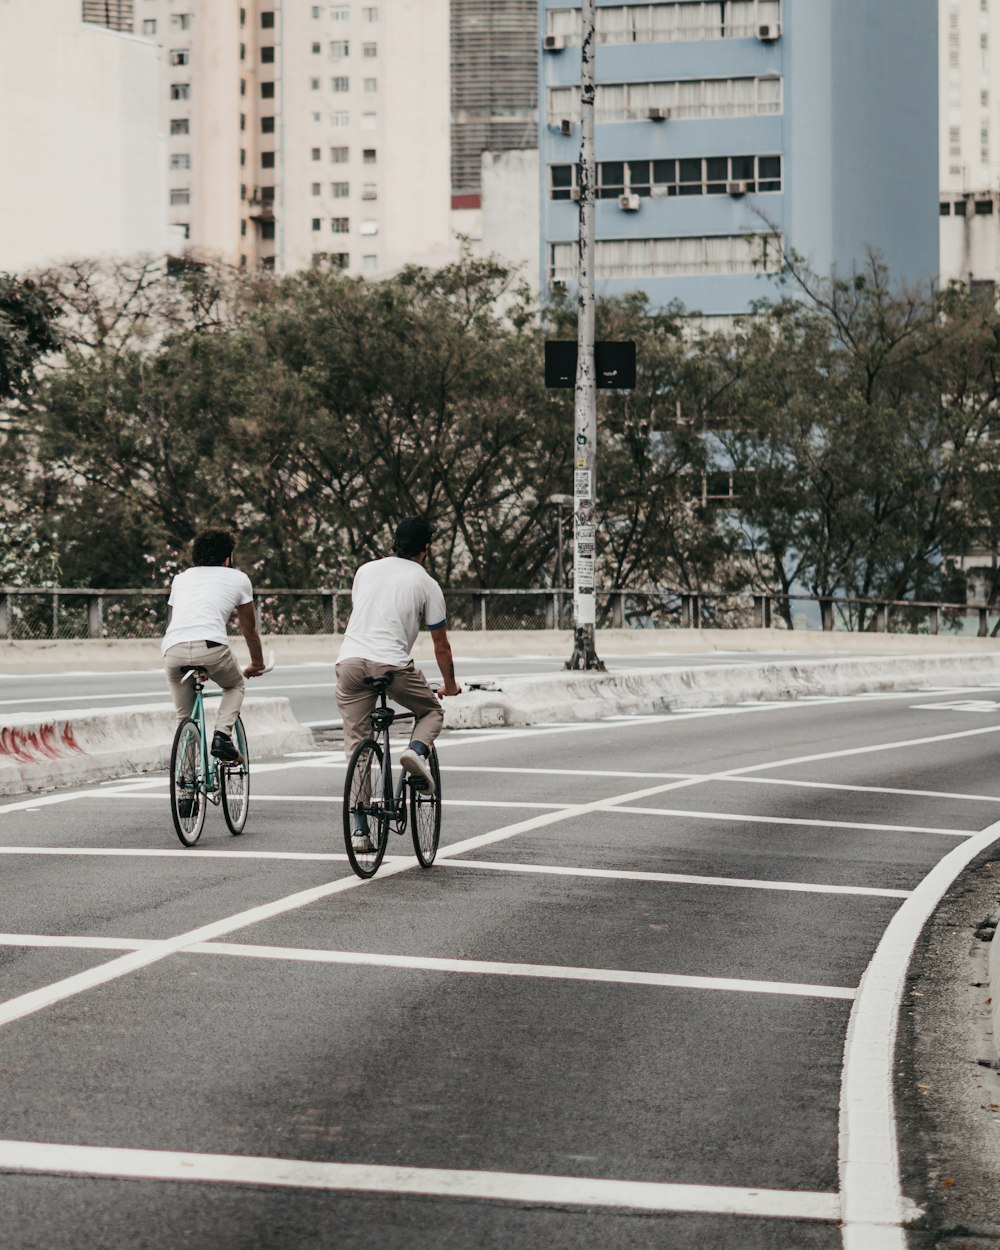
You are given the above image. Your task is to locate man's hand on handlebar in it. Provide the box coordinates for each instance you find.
[244,663,268,678]
[437,681,462,698]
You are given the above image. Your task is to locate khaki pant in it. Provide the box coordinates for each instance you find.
[164,641,246,736]
[336,658,443,760]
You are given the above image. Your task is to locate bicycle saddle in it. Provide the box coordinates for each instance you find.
[362,674,393,692]
[179,665,208,677]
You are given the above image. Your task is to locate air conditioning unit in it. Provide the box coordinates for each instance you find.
[559,117,573,136]
[569,186,581,201]
[543,34,565,51]
[726,180,750,196]
[647,106,670,122]
[550,279,568,295]
[618,193,641,211]
[757,22,780,40]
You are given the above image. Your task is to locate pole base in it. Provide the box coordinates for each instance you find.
[565,624,606,671]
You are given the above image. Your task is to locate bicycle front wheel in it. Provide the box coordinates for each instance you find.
[220,715,250,835]
[409,746,441,868]
[170,717,206,847]
[343,739,389,879]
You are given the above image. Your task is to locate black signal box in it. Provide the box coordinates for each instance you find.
[544,340,636,390]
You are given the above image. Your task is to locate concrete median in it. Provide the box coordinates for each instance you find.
[445,651,1000,729]
[0,697,314,797]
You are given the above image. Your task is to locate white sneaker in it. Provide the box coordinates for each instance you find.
[400,747,435,796]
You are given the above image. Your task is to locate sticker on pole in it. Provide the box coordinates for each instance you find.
[574,470,592,499]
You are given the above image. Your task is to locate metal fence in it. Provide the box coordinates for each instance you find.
[2,586,999,640]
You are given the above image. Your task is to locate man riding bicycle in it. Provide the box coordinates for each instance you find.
[162,529,266,764]
[336,517,461,844]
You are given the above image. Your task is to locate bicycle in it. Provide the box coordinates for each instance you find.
[342,673,441,879]
[169,651,274,847]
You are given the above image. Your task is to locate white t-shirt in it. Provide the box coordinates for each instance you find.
[338,557,447,666]
[161,566,254,655]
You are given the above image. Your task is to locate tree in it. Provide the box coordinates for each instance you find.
[0,274,60,402]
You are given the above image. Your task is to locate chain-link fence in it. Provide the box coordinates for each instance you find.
[0,586,997,640]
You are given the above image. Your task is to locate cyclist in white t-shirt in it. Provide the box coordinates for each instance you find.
[336,517,461,804]
[162,529,267,763]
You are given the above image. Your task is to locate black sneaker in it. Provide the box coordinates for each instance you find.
[178,797,197,818]
[211,731,242,764]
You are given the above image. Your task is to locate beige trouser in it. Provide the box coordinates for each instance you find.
[164,641,246,736]
[336,658,443,760]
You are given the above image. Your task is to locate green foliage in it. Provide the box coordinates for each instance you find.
[0,274,60,401]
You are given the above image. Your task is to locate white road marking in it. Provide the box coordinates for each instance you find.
[604,806,972,839]
[83,792,570,812]
[436,859,910,898]
[0,1138,841,1219]
[0,933,856,999]
[910,699,1000,713]
[838,812,1000,1248]
[0,848,357,863]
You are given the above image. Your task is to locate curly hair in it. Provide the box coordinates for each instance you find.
[191,530,235,567]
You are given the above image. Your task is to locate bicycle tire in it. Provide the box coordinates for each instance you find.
[343,739,389,879]
[220,715,250,835]
[170,717,207,847]
[409,746,441,868]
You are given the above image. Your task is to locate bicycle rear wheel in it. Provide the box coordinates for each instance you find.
[343,739,389,878]
[409,746,441,867]
[170,717,206,847]
[220,715,250,835]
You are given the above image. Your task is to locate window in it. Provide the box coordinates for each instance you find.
[261,81,275,98]
[170,188,190,206]
[362,111,377,128]
[261,221,276,240]
[363,77,377,93]
[170,83,190,100]
[360,219,377,235]
[142,19,156,34]
[332,217,350,232]
[170,153,191,170]
[261,256,276,269]
[940,202,952,216]
[171,13,192,31]
[170,118,189,135]
[311,77,320,89]
[312,42,322,53]
[363,6,378,20]
[261,46,275,63]
[333,76,350,91]
[950,125,962,157]
[332,111,350,127]
[261,186,275,203]
[240,148,246,166]
[312,147,322,160]
[362,255,378,273]
[312,4,321,15]
[331,146,349,162]
[332,4,350,18]
[241,78,246,95]
[363,42,377,57]
[976,199,994,214]
[362,182,377,200]
[262,151,275,168]
[547,0,781,45]
[261,11,275,28]
[331,40,349,57]
[312,218,322,231]
[955,199,968,217]
[333,181,350,196]
[548,75,782,126]
[240,113,246,131]
[549,233,782,282]
[983,90,991,107]
[549,153,782,201]
[262,116,275,133]
[312,182,322,195]
[331,252,349,269]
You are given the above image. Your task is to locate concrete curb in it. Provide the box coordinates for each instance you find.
[443,652,1000,729]
[0,697,314,796]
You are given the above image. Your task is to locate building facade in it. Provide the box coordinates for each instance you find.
[539,0,939,314]
[939,0,1000,292]
[0,0,167,273]
[136,0,455,276]
[82,0,135,31]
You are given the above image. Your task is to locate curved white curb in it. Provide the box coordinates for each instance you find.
[838,817,1000,1248]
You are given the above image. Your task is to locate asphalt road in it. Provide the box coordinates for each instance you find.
[1,683,999,1247]
[0,651,866,730]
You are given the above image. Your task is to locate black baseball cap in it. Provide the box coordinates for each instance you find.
[393,516,434,557]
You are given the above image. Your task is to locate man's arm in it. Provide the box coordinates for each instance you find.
[236,601,267,677]
[430,625,461,697]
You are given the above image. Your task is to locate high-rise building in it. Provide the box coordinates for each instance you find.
[939,0,1000,292]
[0,0,167,273]
[450,0,538,206]
[82,0,134,32]
[138,1,455,276]
[539,0,939,315]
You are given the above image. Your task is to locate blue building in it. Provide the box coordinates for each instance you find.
[538,0,939,314]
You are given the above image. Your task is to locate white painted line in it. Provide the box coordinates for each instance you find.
[435,859,911,899]
[0,934,158,951]
[838,813,1000,1249]
[0,847,357,863]
[85,792,570,812]
[604,806,972,839]
[0,1138,841,1220]
[0,860,413,1030]
[190,942,857,999]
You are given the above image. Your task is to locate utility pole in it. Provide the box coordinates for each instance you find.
[566,0,605,671]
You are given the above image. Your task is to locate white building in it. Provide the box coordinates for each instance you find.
[137,0,456,276]
[0,0,168,273]
[940,0,1000,291]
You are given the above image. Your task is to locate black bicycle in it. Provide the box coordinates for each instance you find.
[342,674,441,879]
